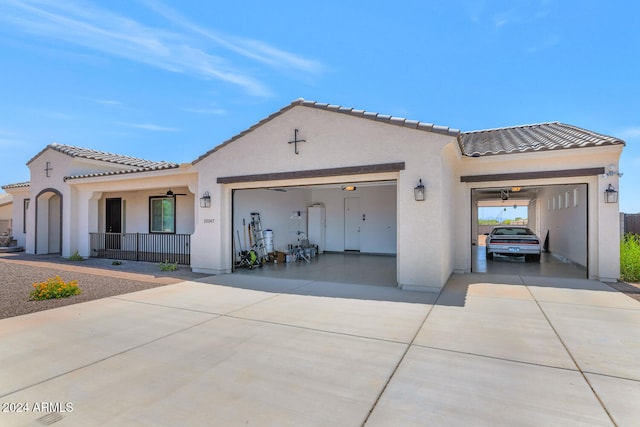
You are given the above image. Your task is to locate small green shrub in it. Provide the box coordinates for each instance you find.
[30,276,81,300]
[159,261,178,271]
[112,260,122,266]
[621,234,640,283]
[67,250,84,261]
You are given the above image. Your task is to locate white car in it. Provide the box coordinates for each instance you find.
[485,226,541,262]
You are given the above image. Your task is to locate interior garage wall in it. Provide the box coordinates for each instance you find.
[311,185,397,254]
[233,184,397,255]
[233,188,311,252]
[538,184,587,266]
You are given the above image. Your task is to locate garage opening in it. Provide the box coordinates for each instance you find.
[231,180,397,286]
[471,184,588,278]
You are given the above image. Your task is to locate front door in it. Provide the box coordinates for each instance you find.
[344,197,361,251]
[106,198,122,249]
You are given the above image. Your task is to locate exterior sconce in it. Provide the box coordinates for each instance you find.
[341,186,357,191]
[604,184,618,204]
[604,164,623,178]
[414,179,425,201]
[200,191,211,208]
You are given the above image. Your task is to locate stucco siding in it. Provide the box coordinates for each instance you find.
[537,185,588,266]
[193,105,457,290]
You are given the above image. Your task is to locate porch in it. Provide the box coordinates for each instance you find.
[90,232,191,265]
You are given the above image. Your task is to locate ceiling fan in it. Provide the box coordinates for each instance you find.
[158,189,187,198]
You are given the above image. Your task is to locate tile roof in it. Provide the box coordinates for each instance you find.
[25,143,180,181]
[1,181,30,190]
[0,193,12,206]
[459,122,625,157]
[193,98,460,164]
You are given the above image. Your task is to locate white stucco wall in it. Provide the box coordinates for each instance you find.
[310,185,397,254]
[454,145,623,281]
[3,188,29,248]
[192,105,456,291]
[0,200,13,235]
[233,188,311,253]
[28,149,73,256]
[25,147,197,258]
[537,184,588,266]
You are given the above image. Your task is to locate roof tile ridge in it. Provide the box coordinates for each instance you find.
[463,121,560,135]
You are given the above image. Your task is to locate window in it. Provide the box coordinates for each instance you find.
[150,197,175,233]
[573,188,579,207]
[23,199,30,233]
[565,191,570,209]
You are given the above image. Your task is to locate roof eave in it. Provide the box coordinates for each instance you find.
[193,98,460,165]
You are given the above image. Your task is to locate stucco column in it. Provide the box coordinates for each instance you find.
[596,176,621,282]
[191,182,228,274]
[73,190,102,258]
[397,170,445,292]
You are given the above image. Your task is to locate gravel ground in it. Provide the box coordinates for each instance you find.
[0,253,210,319]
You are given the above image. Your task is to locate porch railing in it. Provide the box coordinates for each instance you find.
[89,233,191,265]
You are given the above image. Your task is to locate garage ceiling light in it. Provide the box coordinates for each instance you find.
[342,186,357,191]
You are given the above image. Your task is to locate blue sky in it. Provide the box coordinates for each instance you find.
[0,0,638,212]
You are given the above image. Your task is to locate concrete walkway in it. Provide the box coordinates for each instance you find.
[1,272,639,426]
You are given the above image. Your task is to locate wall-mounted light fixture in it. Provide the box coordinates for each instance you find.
[414,179,425,201]
[200,191,211,208]
[604,184,618,204]
[342,186,357,191]
[604,164,623,178]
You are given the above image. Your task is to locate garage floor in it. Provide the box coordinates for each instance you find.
[234,252,397,287]
[472,245,588,278]
[236,248,587,287]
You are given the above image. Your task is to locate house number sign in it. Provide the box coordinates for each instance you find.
[203,218,215,224]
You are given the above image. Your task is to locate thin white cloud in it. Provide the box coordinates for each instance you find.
[0,138,20,146]
[117,122,180,132]
[527,34,561,53]
[86,98,123,106]
[141,0,325,75]
[183,107,226,115]
[493,11,513,27]
[43,111,73,120]
[0,0,292,96]
[619,127,640,140]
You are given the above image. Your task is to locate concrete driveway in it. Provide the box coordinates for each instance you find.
[1,273,639,426]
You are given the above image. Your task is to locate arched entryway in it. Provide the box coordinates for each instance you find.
[35,188,63,254]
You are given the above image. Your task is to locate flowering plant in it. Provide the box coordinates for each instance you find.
[30,276,81,300]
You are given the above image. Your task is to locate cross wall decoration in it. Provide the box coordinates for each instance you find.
[287,129,307,155]
[45,161,53,178]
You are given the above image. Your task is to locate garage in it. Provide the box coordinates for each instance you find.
[185,100,625,291]
[230,180,398,285]
[471,184,589,278]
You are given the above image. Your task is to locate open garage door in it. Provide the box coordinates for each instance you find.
[231,180,398,286]
[472,184,588,278]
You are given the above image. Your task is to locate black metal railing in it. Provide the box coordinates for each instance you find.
[89,233,191,265]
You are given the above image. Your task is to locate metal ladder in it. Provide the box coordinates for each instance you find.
[251,212,268,262]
